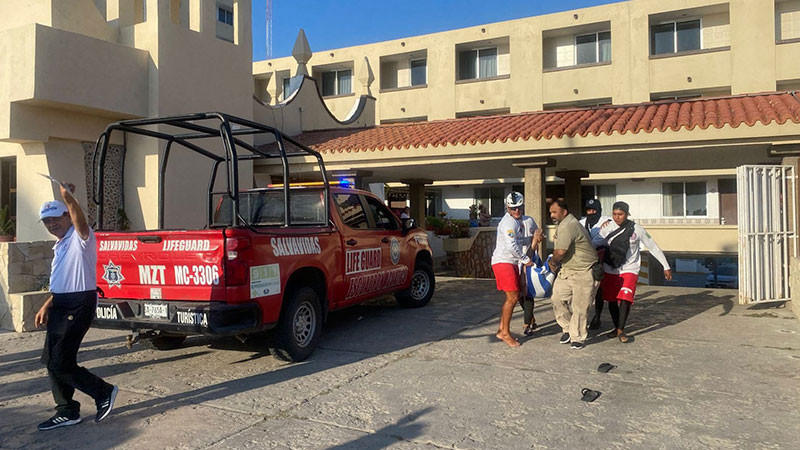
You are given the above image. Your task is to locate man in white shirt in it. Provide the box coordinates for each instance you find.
[578,199,612,330]
[490,192,534,347]
[593,201,672,343]
[34,182,118,430]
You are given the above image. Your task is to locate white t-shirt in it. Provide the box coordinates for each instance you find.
[50,226,97,294]
[593,221,670,275]
[491,213,530,266]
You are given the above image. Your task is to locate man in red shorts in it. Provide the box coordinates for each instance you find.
[491,192,534,347]
[594,201,672,342]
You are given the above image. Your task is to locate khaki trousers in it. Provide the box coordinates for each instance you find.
[551,269,599,343]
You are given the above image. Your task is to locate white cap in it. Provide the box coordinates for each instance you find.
[505,191,524,208]
[39,200,68,220]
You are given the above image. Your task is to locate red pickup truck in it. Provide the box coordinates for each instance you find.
[90,113,435,361]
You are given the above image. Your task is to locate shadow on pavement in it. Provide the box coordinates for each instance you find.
[0,351,211,403]
[618,290,735,338]
[327,407,434,450]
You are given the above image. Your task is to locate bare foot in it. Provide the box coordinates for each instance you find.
[496,332,521,347]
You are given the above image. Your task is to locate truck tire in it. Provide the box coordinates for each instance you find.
[270,287,322,362]
[395,261,435,308]
[141,334,186,350]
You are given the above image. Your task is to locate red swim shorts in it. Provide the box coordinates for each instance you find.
[602,272,639,303]
[492,263,520,292]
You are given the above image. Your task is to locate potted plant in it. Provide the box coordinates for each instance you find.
[0,205,15,242]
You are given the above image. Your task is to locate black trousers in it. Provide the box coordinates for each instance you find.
[41,290,112,417]
[522,296,535,325]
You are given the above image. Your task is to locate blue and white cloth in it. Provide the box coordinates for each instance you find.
[525,252,556,299]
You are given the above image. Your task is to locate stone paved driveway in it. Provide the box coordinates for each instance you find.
[1,278,799,449]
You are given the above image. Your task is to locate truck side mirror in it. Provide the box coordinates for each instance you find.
[402,218,416,234]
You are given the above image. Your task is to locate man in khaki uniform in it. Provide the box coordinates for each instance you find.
[547,200,600,350]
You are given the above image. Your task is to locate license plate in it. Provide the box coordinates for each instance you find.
[143,303,169,320]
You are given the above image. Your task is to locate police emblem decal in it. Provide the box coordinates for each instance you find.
[390,238,400,265]
[102,260,125,288]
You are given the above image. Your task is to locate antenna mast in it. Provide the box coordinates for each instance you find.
[266,0,273,58]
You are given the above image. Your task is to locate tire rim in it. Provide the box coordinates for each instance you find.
[293,301,316,348]
[410,270,430,301]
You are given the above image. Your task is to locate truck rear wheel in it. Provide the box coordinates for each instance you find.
[395,261,435,308]
[270,287,322,362]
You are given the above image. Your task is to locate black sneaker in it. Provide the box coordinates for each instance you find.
[38,414,81,431]
[571,341,584,350]
[95,385,118,423]
[559,333,571,344]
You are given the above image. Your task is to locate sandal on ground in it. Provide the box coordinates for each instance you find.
[618,333,629,343]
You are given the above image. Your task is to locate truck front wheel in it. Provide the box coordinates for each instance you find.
[270,287,322,362]
[395,261,435,308]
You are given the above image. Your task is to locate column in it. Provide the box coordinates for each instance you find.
[556,170,589,217]
[512,159,553,236]
[402,178,432,229]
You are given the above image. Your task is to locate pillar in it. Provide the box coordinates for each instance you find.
[513,159,553,236]
[402,178,432,229]
[556,170,589,217]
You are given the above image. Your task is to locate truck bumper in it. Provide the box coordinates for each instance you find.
[93,299,271,336]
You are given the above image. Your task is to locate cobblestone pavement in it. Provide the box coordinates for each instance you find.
[1,278,799,449]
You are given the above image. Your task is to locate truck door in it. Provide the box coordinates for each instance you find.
[333,193,386,306]
[361,195,410,292]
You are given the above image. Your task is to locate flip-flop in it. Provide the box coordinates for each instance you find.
[581,388,601,402]
[618,334,629,343]
[597,362,616,373]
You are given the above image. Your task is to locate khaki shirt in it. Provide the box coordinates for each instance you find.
[554,214,598,273]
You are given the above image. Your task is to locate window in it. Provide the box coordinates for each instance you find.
[1,158,16,225]
[282,78,292,101]
[321,69,352,97]
[217,6,233,25]
[458,47,497,80]
[662,181,707,217]
[575,31,611,65]
[475,187,506,218]
[365,196,400,230]
[411,59,427,86]
[651,19,701,55]
[335,193,368,229]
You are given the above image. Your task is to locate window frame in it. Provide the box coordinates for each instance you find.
[334,193,370,230]
[410,58,427,86]
[661,181,708,218]
[574,30,611,66]
[650,17,703,55]
[458,46,498,81]
[321,69,353,97]
[217,5,234,26]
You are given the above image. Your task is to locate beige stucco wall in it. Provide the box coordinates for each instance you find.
[1,1,259,239]
[256,0,795,119]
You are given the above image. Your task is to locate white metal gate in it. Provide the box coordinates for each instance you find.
[737,165,797,304]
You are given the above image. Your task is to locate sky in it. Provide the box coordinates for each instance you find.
[251,0,624,61]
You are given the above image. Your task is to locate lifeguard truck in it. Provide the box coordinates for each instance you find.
[91,113,435,362]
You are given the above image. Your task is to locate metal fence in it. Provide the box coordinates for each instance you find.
[737,165,797,304]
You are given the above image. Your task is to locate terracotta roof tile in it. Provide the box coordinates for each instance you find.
[272,92,800,154]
